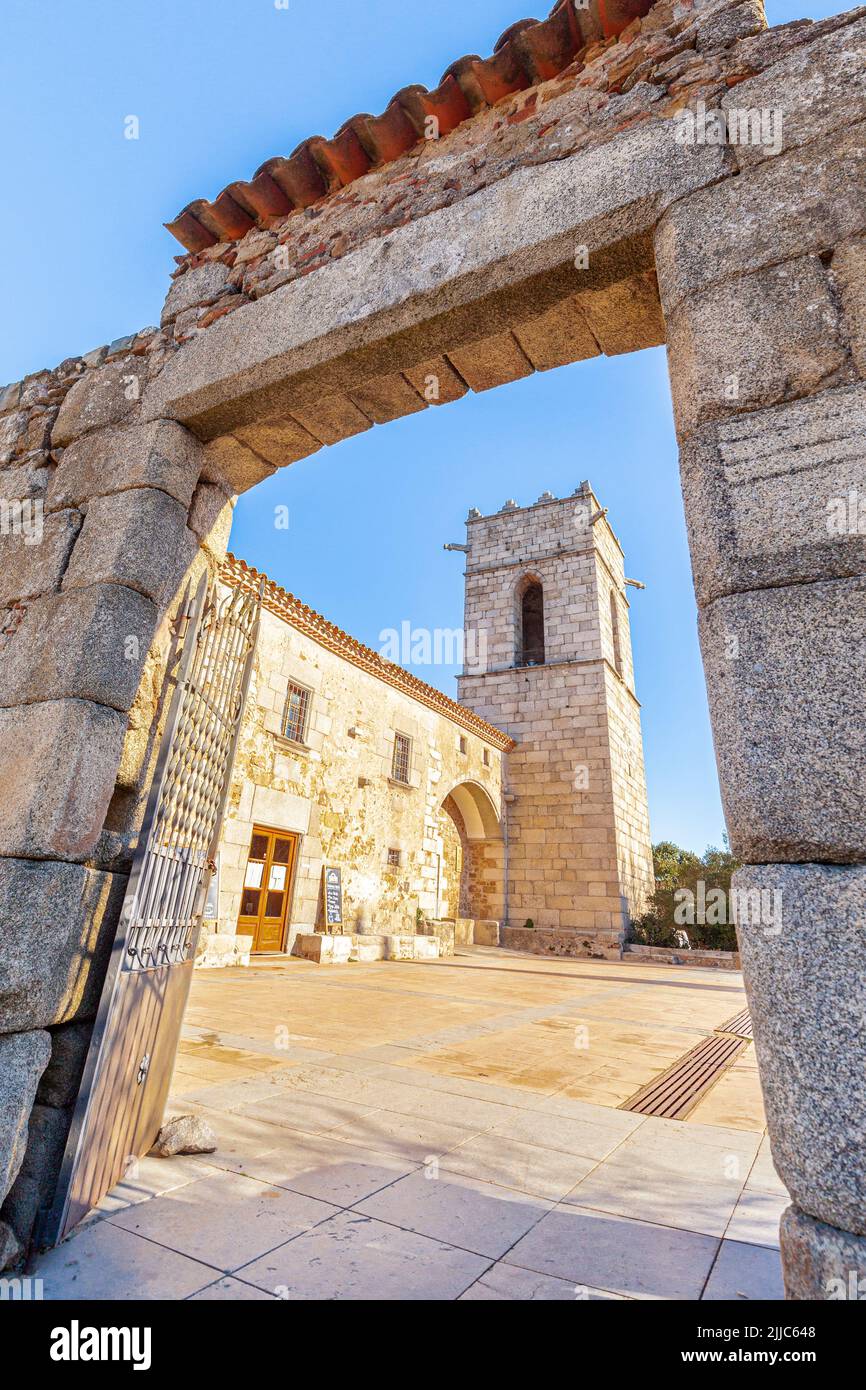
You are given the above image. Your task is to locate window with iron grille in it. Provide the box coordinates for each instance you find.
[392,732,412,784]
[387,848,401,868]
[282,682,311,744]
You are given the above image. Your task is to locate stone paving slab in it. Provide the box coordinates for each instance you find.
[702,1240,785,1301]
[458,1262,628,1300]
[235,1210,490,1300]
[354,1169,553,1259]
[31,1219,219,1301]
[503,1205,721,1300]
[106,1169,341,1273]
[32,949,788,1301]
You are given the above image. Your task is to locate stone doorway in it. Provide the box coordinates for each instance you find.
[1,0,864,1295]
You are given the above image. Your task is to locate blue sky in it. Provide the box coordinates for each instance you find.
[2,0,837,853]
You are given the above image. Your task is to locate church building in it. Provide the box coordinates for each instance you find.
[201,482,654,966]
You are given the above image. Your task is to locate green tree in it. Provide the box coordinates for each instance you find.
[631,837,741,951]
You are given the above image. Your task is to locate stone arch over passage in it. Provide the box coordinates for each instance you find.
[438,781,505,925]
[2,0,864,1291]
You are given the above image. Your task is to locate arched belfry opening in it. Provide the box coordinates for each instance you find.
[518,576,545,667]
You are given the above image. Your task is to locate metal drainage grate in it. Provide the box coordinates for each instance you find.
[716,1008,753,1040]
[620,1034,749,1120]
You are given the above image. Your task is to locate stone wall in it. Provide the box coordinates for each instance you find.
[0,333,232,1259]
[205,573,505,957]
[458,487,654,942]
[0,0,863,1289]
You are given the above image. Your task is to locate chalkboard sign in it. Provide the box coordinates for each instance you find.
[322,866,343,930]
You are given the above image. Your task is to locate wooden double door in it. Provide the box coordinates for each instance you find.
[238,826,298,953]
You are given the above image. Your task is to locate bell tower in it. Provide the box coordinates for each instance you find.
[456,483,654,955]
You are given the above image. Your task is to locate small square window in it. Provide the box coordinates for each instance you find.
[387,848,401,868]
[392,733,412,784]
[282,682,311,744]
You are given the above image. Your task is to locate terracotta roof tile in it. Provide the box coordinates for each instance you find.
[166,0,654,252]
[222,554,516,751]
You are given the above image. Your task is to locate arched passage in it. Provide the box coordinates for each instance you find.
[436,780,505,924]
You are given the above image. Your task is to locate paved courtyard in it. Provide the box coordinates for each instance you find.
[34,948,788,1300]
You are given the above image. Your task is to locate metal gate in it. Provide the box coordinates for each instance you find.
[43,571,261,1245]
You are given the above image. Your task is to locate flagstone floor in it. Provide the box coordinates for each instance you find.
[33,947,788,1301]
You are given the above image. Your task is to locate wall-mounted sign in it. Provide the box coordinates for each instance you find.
[322,866,343,930]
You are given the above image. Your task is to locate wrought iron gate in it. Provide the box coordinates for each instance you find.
[43,571,261,1245]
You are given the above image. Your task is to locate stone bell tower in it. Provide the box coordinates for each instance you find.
[457,483,654,955]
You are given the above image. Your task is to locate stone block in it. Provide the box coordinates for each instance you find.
[412,935,440,960]
[294,933,352,963]
[693,0,764,51]
[780,1205,866,1301]
[699,579,866,862]
[187,481,234,563]
[202,433,275,494]
[0,1220,22,1272]
[349,372,427,425]
[575,271,665,356]
[0,858,127,1031]
[37,1022,93,1109]
[721,15,866,168]
[455,918,479,946]
[195,933,251,969]
[0,700,128,860]
[0,1031,51,1205]
[664,256,850,436]
[0,584,156,712]
[474,920,501,946]
[833,234,866,378]
[350,935,387,962]
[447,332,533,393]
[0,456,53,499]
[2,1102,72,1249]
[145,121,728,436]
[418,920,456,956]
[735,863,866,1234]
[383,934,417,961]
[232,416,321,469]
[680,383,866,605]
[512,294,600,372]
[402,357,468,406]
[52,357,148,447]
[289,395,372,447]
[62,488,194,607]
[47,419,204,512]
[0,508,81,607]
[0,410,28,463]
[161,262,235,327]
[655,124,866,317]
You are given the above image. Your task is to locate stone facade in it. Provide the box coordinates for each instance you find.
[202,559,507,961]
[0,0,863,1291]
[458,486,654,948]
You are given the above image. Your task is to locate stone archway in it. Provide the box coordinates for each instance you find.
[1,0,864,1293]
[437,781,506,927]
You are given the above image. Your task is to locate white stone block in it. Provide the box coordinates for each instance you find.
[294,933,352,963]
